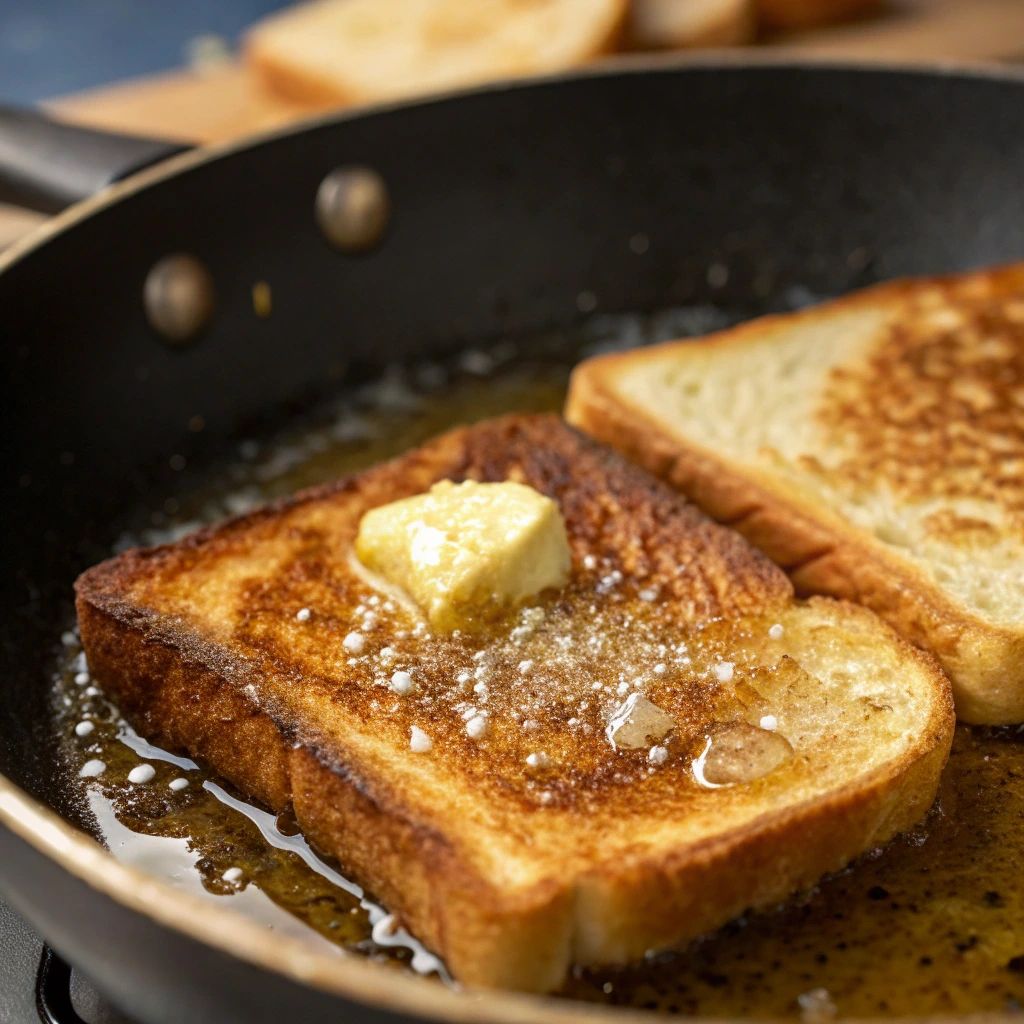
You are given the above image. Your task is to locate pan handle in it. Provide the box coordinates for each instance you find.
[0,106,191,215]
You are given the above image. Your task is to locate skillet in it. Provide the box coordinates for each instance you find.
[2,57,1024,1024]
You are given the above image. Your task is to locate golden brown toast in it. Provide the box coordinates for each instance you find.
[245,0,627,109]
[566,263,1024,725]
[76,414,953,992]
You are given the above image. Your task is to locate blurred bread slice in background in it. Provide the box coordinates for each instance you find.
[628,0,755,49]
[755,0,883,30]
[246,0,628,108]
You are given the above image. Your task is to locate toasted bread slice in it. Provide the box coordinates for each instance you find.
[245,0,628,109]
[566,264,1024,725]
[76,415,953,991]
[628,0,755,49]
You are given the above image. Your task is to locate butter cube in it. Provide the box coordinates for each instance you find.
[355,480,571,631]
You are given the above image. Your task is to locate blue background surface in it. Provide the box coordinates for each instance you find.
[0,1,290,103]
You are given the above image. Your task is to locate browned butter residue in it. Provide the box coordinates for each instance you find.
[563,725,1024,1017]
[55,340,1024,1017]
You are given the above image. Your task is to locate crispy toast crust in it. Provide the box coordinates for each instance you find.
[76,415,954,990]
[566,265,1024,725]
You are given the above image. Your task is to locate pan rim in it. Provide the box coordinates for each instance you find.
[4,55,1024,1024]
[4,50,1024,279]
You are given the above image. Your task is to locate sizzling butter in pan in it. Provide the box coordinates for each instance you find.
[53,322,1024,1017]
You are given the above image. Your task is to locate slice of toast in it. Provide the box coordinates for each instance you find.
[566,264,1024,725]
[244,0,628,109]
[76,415,953,991]
[627,0,755,50]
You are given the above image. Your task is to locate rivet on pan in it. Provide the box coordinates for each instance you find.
[144,254,215,346]
[576,290,597,314]
[706,262,729,289]
[315,166,390,252]
[252,281,273,318]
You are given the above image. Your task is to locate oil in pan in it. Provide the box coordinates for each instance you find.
[52,304,1024,1018]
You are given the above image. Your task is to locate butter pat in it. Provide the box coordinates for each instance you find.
[355,479,571,631]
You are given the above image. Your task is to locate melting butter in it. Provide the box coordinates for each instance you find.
[694,723,794,788]
[355,479,570,632]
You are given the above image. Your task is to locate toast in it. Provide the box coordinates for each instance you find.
[566,264,1024,725]
[627,0,755,49]
[75,414,953,991]
[245,0,628,109]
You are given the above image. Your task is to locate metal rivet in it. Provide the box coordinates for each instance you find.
[315,166,390,252]
[252,280,273,318]
[144,254,215,345]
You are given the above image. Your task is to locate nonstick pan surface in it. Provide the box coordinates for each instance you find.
[3,58,1024,1024]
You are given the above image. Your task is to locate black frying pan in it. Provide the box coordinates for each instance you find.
[3,58,1024,1024]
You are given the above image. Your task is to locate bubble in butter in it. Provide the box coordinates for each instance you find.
[355,479,571,632]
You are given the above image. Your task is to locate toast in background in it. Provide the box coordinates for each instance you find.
[245,0,628,108]
[76,415,953,991]
[567,264,1024,725]
[627,0,755,49]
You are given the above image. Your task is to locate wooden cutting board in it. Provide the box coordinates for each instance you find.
[3,0,1024,249]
